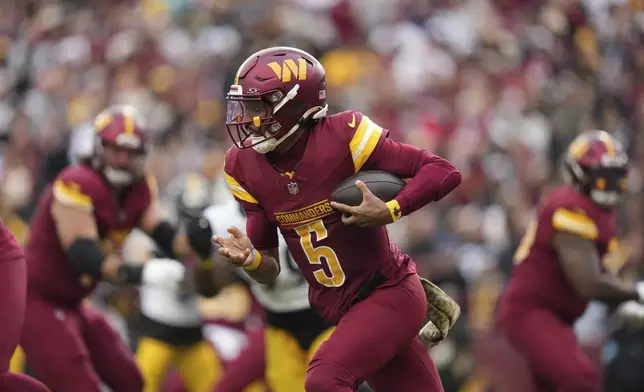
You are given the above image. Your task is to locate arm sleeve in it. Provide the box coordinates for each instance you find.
[245,204,279,250]
[223,150,279,250]
[343,112,460,217]
[364,137,461,216]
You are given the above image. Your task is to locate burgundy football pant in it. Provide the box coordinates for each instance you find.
[499,306,599,392]
[305,274,443,392]
[0,249,51,392]
[213,328,266,392]
[20,293,143,392]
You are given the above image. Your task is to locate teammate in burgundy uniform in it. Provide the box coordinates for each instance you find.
[213,47,461,392]
[21,105,213,392]
[0,224,51,392]
[498,131,644,392]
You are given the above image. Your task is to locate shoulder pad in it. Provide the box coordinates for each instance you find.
[223,148,258,205]
[53,166,104,212]
[544,187,598,240]
[327,110,388,172]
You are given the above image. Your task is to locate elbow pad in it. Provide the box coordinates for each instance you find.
[150,221,177,259]
[68,238,105,279]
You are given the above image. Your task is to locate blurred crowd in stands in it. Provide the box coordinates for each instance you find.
[2,0,644,390]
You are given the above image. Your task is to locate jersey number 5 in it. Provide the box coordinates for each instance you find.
[514,218,537,265]
[294,219,346,287]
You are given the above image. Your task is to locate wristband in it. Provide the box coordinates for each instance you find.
[386,199,403,222]
[244,247,262,271]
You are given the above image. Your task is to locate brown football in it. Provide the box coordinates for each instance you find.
[331,171,406,207]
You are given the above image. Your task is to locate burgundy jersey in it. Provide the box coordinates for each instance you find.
[26,165,154,305]
[501,185,617,324]
[0,219,24,263]
[225,111,423,323]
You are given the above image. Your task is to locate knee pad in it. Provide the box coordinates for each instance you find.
[0,372,52,392]
[305,363,357,392]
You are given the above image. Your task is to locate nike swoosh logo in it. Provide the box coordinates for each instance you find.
[348,114,356,128]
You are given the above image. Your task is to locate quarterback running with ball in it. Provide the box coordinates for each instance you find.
[212,46,461,392]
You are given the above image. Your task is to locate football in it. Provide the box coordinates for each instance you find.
[331,171,406,207]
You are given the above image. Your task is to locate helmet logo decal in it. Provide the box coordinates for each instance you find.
[267,59,307,82]
[247,87,259,94]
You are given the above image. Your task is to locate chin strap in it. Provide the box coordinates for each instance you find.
[253,104,329,154]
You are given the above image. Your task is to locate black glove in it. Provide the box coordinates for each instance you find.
[185,216,213,260]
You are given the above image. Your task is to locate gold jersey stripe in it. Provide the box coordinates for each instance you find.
[53,180,93,211]
[552,208,598,240]
[349,116,383,172]
[224,173,258,204]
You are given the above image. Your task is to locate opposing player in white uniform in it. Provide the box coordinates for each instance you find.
[204,200,334,392]
[134,173,223,392]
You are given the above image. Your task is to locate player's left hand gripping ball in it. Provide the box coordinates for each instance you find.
[330,181,393,227]
[186,216,214,259]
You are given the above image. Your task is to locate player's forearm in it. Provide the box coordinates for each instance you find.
[100,254,127,283]
[194,251,237,297]
[244,250,280,285]
[586,276,638,304]
[392,160,461,217]
[194,263,219,297]
[368,139,461,217]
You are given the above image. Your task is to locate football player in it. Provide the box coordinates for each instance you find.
[20,105,214,392]
[136,174,222,392]
[214,46,461,392]
[498,131,644,392]
[203,199,333,392]
[0,223,51,391]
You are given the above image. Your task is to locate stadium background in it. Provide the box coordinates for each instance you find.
[1,0,644,390]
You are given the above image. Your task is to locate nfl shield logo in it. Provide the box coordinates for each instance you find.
[287,181,299,195]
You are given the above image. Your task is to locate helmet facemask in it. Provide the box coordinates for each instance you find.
[564,153,629,207]
[97,141,146,188]
[226,88,282,153]
[226,84,326,154]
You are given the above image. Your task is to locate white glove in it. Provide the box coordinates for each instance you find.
[617,301,644,319]
[142,258,186,292]
[636,282,644,303]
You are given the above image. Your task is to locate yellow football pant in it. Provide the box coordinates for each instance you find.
[136,337,222,392]
[265,326,334,392]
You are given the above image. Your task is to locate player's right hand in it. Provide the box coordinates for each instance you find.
[212,227,254,268]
